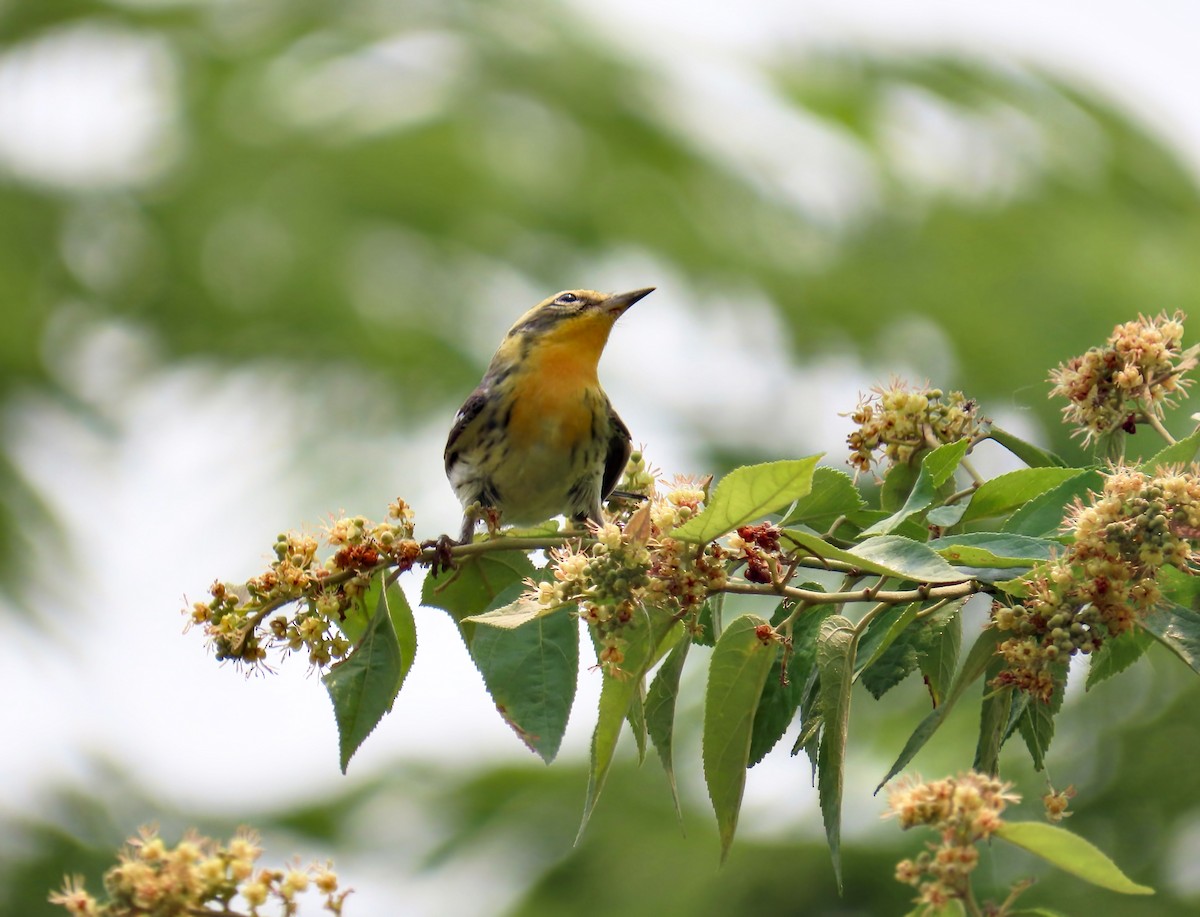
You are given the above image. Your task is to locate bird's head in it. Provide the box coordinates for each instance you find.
[502,287,654,369]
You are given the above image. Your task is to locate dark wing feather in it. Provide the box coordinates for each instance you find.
[600,406,632,500]
[444,389,487,471]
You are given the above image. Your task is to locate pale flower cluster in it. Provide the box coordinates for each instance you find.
[49,827,348,916]
[187,499,421,669]
[846,381,985,473]
[1049,310,1197,443]
[992,465,1200,700]
[529,469,727,673]
[885,772,1019,910]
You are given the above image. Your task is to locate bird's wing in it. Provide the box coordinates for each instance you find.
[600,404,632,500]
[444,389,487,470]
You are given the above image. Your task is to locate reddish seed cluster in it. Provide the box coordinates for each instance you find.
[729,523,782,584]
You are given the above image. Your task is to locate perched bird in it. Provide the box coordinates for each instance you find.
[445,287,653,543]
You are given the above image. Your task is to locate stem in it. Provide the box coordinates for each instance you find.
[1142,409,1176,445]
[720,579,981,607]
[943,483,980,507]
[960,456,986,487]
[852,600,893,635]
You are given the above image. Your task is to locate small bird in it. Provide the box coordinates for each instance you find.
[445,287,653,543]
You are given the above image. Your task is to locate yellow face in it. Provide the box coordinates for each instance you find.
[503,288,654,371]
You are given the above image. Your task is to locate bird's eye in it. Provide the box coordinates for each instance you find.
[556,292,579,305]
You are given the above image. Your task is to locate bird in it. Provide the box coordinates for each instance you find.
[444,287,653,543]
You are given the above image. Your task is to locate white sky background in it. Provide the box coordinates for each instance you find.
[2,1,1200,912]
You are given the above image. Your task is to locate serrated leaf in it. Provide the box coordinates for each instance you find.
[323,580,405,773]
[782,530,966,583]
[920,607,962,706]
[703,613,779,861]
[1087,627,1154,690]
[468,583,579,763]
[855,604,918,692]
[880,461,919,513]
[780,466,866,529]
[645,637,691,822]
[974,652,1014,775]
[464,593,572,628]
[859,601,963,700]
[1002,471,1104,538]
[995,822,1154,895]
[672,457,820,543]
[1017,668,1065,771]
[748,601,829,766]
[421,550,535,644]
[816,615,857,892]
[961,467,1085,523]
[878,627,1001,791]
[928,533,1058,582]
[926,502,968,527]
[863,440,970,537]
[929,533,1057,569]
[987,426,1068,468]
[337,575,418,710]
[1137,426,1200,471]
[579,606,678,842]
[1141,602,1200,674]
[757,592,836,767]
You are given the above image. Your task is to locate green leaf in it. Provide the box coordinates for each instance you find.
[855,604,919,682]
[782,530,966,583]
[464,594,572,628]
[579,606,679,842]
[880,461,920,513]
[1137,426,1200,471]
[920,606,962,706]
[467,584,579,763]
[987,426,1068,468]
[645,637,691,821]
[748,601,830,766]
[1002,470,1104,538]
[878,626,1001,791]
[930,532,1057,568]
[1087,627,1154,690]
[703,613,779,861]
[672,457,820,543]
[973,663,1014,777]
[1017,668,1065,771]
[995,822,1154,895]
[323,579,405,773]
[863,440,970,536]
[1009,909,1071,917]
[1141,602,1200,674]
[757,593,836,767]
[421,550,535,644]
[960,467,1083,523]
[859,601,963,700]
[816,615,857,892]
[337,574,418,708]
[926,502,968,528]
[779,466,866,529]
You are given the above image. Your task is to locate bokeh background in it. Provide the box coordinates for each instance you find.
[4,1,1200,914]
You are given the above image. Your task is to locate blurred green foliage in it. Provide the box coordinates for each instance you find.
[5,0,1200,914]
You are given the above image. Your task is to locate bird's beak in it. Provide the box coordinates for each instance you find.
[605,287,655,316]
